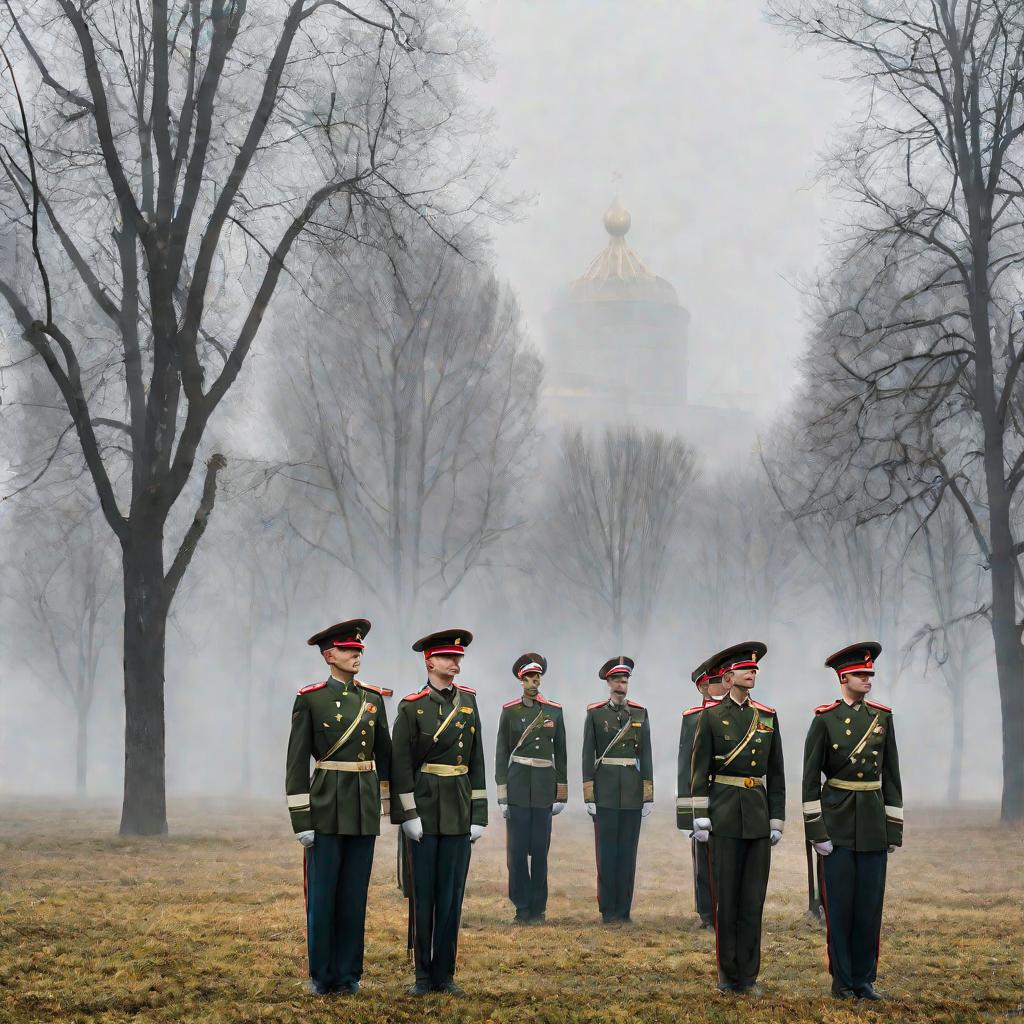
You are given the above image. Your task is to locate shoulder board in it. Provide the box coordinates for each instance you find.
[587,700,606,710]
[683,705,704,717]
[750,699,775,714]
[297,682,327,695]
[403,688,430,702]
[356,680,392,697]
[456,684,477,695]
[502,697,522,709]
[815,699,841,715]
[865,699,891,712]
[538,696,562,708]
[626,700,645,710]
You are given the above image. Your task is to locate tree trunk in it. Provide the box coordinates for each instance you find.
[946,678,964,806]
[119,532,169,836]
[75,708,88,799]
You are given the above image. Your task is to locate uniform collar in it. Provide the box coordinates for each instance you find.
[842,696,864,709]
[427,681,455,703]
[727,692,750,707]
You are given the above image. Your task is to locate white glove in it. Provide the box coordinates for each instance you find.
[887,845,896,853]
[402,817,424,842]
[551,802,565,816]
[585,802,597,817]
[296,830,315,848]
[770,829,782,846]
[500,803,510,819]
[692,829,710,843]
[694,817,712,832]
[641,802,653,818]
[470,824,485,843]
[813,840,833,856]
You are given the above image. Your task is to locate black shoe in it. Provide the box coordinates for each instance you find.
[717,982,737,994]
[737,983,763,997]
[406,982,432,996]
[856,983,884,1000]
[305,980,330,996]
[338,981,359,995]
[831,986,857,1000]
[601,913,617,924]
[699,914,714,930]
[435,980,464,995]
[529,911,546,923]
[513,911,531,924]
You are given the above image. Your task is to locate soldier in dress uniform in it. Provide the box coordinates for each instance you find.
[690,642,784,995]
[285,618,393,995]
[802,642,903,1001]
[582,656,654,924]
[495,653,568,924]
[390,629,488,995]
[677,658,729,928]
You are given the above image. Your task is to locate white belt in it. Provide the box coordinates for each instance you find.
[511,755,554,768]
[713,774,765,789]
[317,760,376,772]
[601,757,637,767]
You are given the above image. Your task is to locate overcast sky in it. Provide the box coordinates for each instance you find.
[467,0,857,422]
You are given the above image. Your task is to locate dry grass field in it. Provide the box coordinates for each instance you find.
[0,800,1019,1024]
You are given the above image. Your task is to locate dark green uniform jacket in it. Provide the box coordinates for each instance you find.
[390,682,488,835]
[286,677,392,835]
[582,699,654,810]
[676,698,722,831]
[690,694,785,840]
[802,697,903,850]
[495,695,568,808]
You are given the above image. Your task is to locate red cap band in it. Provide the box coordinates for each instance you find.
[518,662,544,678]
[606,666,631,678]
[332,640,365,650]
[425,645,465,659]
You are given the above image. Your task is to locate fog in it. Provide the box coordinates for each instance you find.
[0,0,1016,827]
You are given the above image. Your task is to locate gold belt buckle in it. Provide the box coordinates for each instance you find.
[744,777,757,788]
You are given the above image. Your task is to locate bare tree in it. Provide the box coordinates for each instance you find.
[0,493,119,796]
[769,0,1024,820]
[0,0,502,833]
[540,425,697,650]
[266,236,540,661]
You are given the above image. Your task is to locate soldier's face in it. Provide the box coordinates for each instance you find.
[426,653,461,685]
[728,668,757,689]
[842,671,873,695]
[607,673,629,696]
[324,646,361,674]
[521,672,541,698]
[706,677,729,698]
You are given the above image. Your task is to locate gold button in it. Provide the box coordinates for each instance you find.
[833,743,839,749]
[755,738,762,744]
[360,730,366,735]
[750,761,757,767]
[846,730,852,736]
[845,718,851,724]
[357,753,365,761]
[857,772,864,779]
[723,720,730,726]
[456,755,463,765]
[361,741,366,747]
[458,742,464,749]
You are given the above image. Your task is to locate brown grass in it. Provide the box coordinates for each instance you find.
[0,801,1019,1024]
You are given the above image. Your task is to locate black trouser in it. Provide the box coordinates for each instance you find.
[506,806,553,917]
[304,833,376,990]
[692,837,713,920]
[594,807,642,921]
[711,835,771,989]
[822,846,887,993]
[408,833,472,987]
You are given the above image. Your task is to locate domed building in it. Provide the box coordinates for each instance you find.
[544,201,690,434]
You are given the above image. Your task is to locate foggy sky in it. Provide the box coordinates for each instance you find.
[468,0,854,422]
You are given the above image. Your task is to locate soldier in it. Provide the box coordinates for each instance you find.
[677,658,729,929]
[691,642,784,995]
[495,652,568,924]
[802,642,903,1001]
[582,656,654,924]
[285,618,393,996]
[390,629,487,995]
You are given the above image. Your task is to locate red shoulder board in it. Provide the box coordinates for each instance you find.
[403,688,429,702]
[502,697,521,708]
[626,700,645,710]
[587,700,606,710]
[538,695,562,708]
[750,699,775,714]
[815,699,841,715]
[356,680,393,697]
[865,699,891,712]
[297,682,327,695]
[456,685,477,695]
[683,705,704,717]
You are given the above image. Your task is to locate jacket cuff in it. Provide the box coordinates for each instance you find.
[769,818,784,833]
[677,796,694,831]
[287,793,311,834]
[885,804,903,845]
[582,780,595,803]
[643,780,654,803]
[391,791,417,824]
[496,784,508,802]
[556,783,568,802]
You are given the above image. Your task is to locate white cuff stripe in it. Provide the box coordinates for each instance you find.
[399,792,417,810]
[802,800,822,814]
[885,805,903,820]
[691,796,709,809]
[471,789,487,800]
[676,797,691,809]
[769,818,785,832]
[287,794,310,808]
